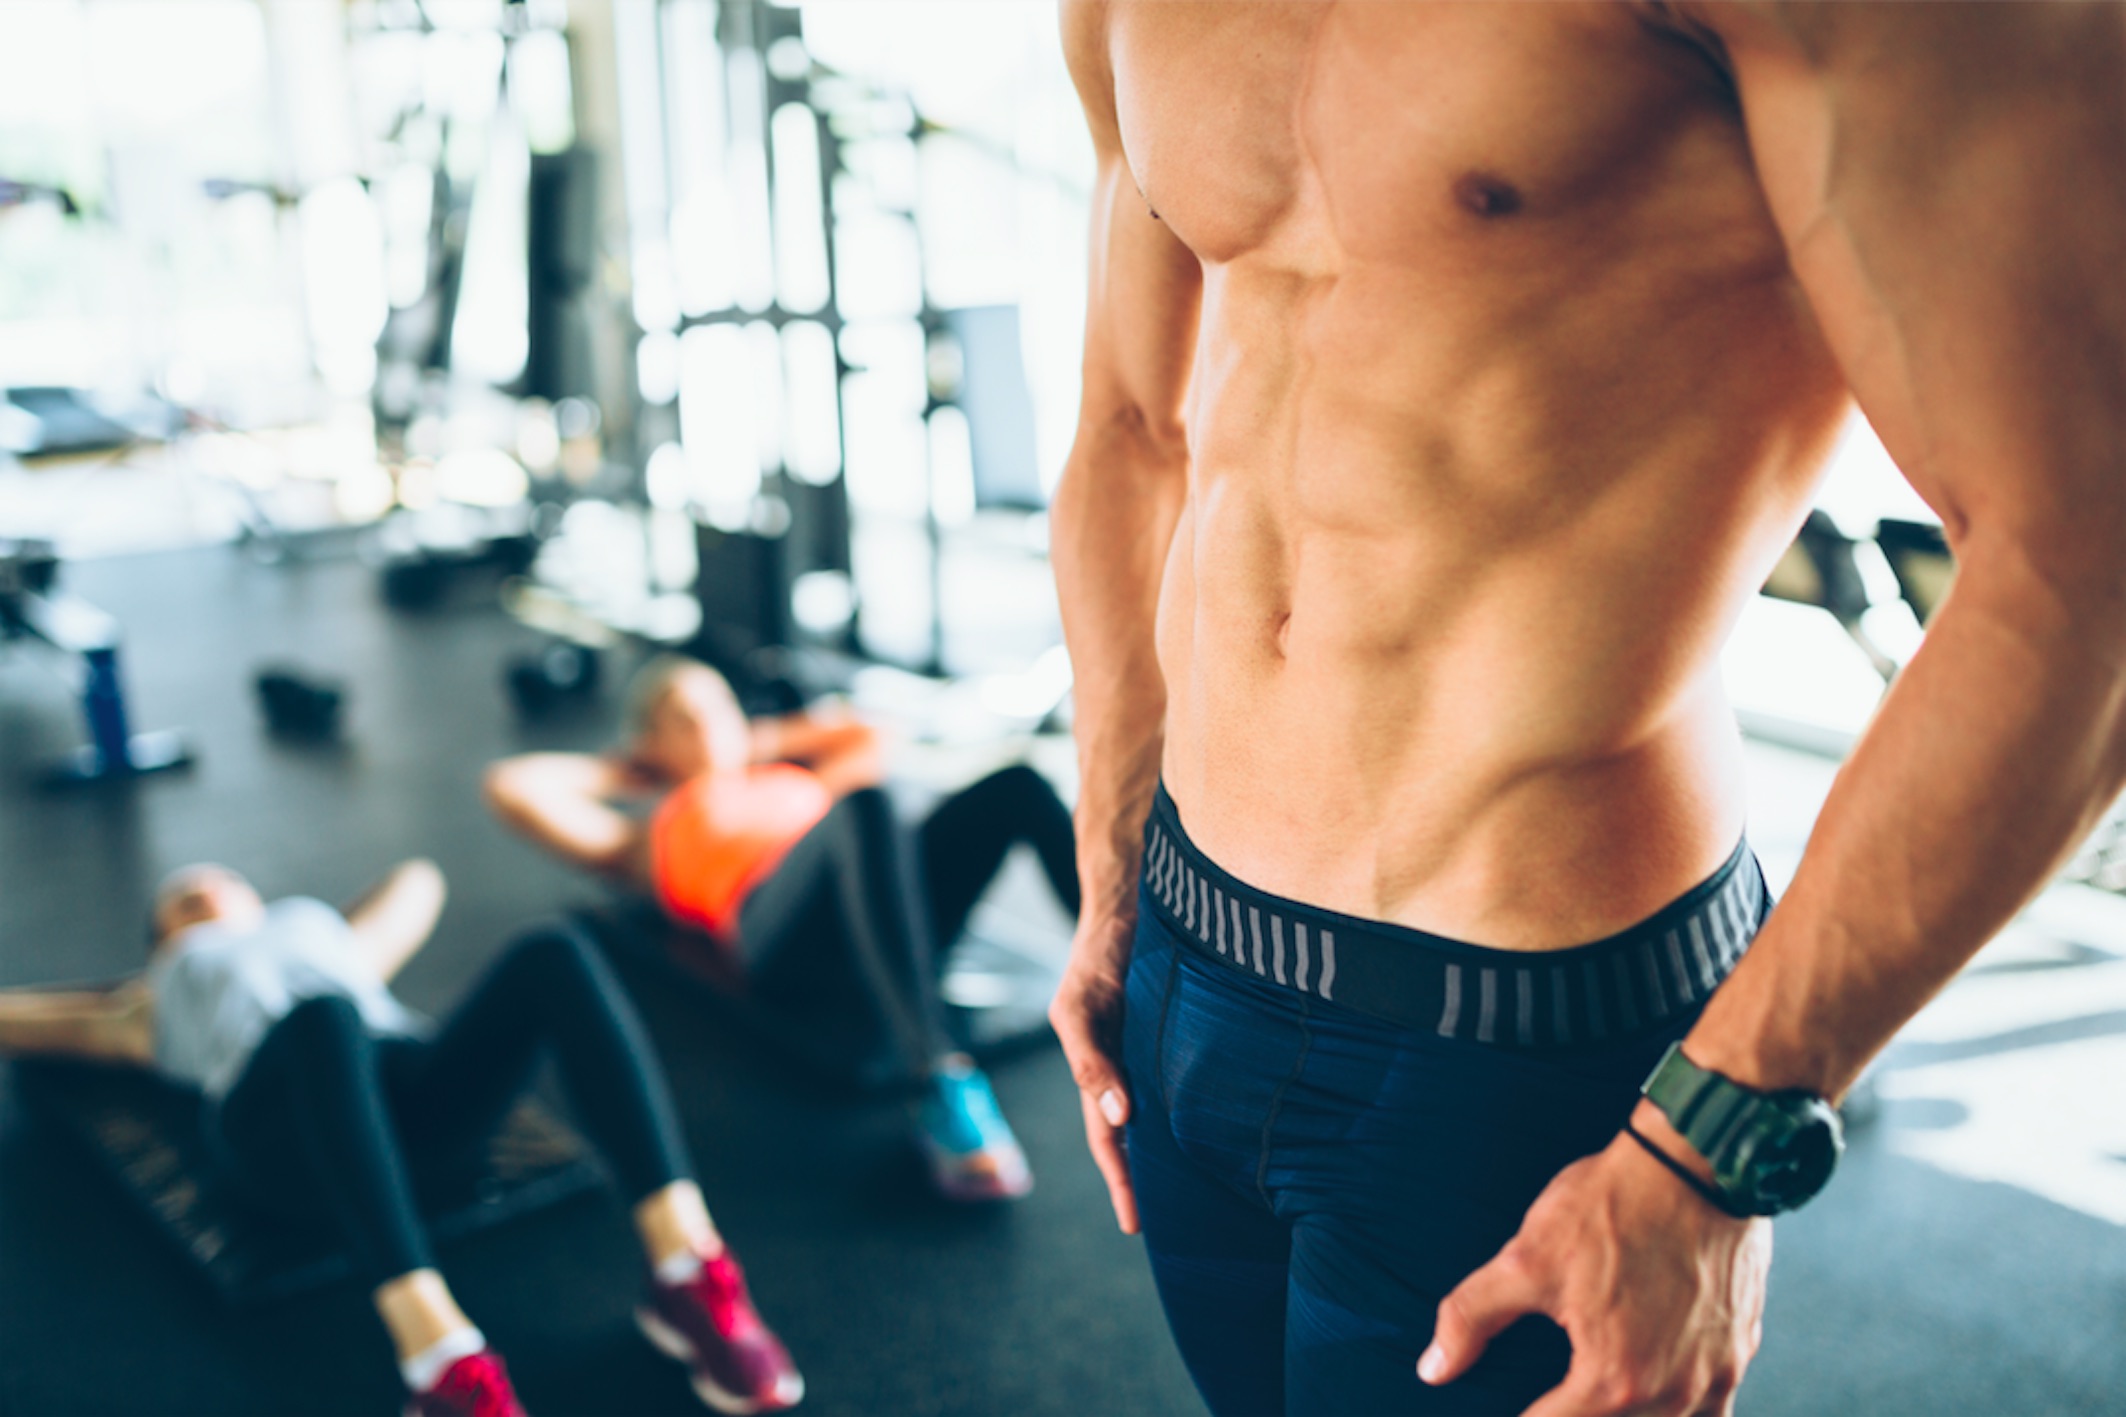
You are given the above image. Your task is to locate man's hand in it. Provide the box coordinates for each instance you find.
[1419,1133,1772,1416]
[1048,910,1139,1234]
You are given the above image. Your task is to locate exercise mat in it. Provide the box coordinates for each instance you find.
[576,898,1061,1086]
[14,1058,604,1307]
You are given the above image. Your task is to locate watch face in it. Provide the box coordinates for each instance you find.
[1733,1100,1844,1212]
[1644,1047,1846,1216]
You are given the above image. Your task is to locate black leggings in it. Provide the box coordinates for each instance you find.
[734,764,1079,1079]
[210,922,691,1287]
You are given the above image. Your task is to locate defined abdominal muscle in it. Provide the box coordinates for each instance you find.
[1157,495,1752,951]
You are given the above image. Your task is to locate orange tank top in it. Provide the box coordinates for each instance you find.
[648,764,833,936]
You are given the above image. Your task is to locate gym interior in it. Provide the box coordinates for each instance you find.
[1,3,2122,1414]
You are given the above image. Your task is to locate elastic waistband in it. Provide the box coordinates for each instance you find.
[1140,785,1767,1049]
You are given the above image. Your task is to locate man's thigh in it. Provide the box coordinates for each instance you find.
[1283,1218,1566,1416]
[1275,1011,1683,1415]
[1125,915,1298,1417]
[1132,1100,1293,1417]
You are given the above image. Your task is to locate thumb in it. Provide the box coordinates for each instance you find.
[1419,1252,1542,1386]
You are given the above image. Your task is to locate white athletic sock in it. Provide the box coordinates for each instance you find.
[400,1326,486,1394]
[654,1248,705,1287]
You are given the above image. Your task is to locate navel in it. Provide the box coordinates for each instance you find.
[1453,170,1524,220]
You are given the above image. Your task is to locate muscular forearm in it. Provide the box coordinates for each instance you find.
[1052,421,1188,919]
[1691,541,2126,1097]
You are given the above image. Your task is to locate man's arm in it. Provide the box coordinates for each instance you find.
[483,752,649,876]
[1425,7,2126,1413]
[1048,0,1202,1235]
[1682,0,2126,1098]
[344,857,448,982]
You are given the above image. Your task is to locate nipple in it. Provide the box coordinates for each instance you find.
[1453,171,1523,219]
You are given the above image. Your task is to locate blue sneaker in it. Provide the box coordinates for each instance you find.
[916,1060,1033,1202]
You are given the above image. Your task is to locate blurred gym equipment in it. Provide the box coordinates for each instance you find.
[1,388,149,459]
[373,504,546,611]
[504,640,603,718]
[1761,508,1902,683]
[938,305,1044,515]
[1874,518,1956,627]
[0,176,81,217]
[0,539,194,785]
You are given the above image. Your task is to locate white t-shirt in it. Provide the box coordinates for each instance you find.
[144,897,425,1099]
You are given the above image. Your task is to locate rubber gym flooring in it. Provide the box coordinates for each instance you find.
[2,546,2123,1416]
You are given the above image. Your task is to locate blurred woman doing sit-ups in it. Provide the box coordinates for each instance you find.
[483,656,1080,1203]
[0,859,802,1417]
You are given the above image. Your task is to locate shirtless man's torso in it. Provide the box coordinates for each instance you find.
[1048,3,2126,1414]
[1113,0,1845,944]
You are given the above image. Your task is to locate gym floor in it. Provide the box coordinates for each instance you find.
[2,546,2123,1416]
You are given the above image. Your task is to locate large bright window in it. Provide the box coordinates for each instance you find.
[0,0,301,407]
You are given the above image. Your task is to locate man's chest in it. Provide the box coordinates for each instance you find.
[1107,0,1739,267]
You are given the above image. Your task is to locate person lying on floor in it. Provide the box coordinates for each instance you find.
[483,655,1081,1203]
[0,858,802,1417]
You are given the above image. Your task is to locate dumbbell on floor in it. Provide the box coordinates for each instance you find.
[255,666,346,740]
[505,643,601,717]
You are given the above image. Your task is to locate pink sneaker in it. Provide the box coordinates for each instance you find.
[403,1351,527,1417]
[637,1251,805,1413]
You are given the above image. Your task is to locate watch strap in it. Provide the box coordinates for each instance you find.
[1643,1042,1761,1186]
[1639,1043,1845,1216]
[1621,1120,1753,1220]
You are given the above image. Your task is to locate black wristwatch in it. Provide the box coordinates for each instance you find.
[1632,1044,1844,1217]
